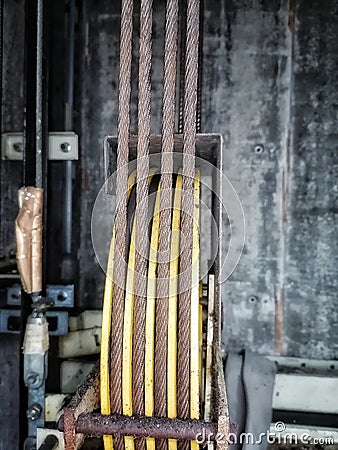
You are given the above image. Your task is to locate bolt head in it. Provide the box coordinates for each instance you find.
[60,142,72,153]
[13,142,23,153]
[26,403,42,421]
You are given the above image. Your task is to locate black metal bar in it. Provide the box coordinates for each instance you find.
[61,0,76,281]
[24,0,38,186]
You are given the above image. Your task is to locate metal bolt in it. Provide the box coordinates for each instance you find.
[254,144,264,154]
[57,291,67,302]
[13,142,23,153]
[26,403,42,421]
[60,141,72,153]
[27,372,40,386]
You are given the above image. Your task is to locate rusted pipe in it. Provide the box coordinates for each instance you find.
[59,413,218,441]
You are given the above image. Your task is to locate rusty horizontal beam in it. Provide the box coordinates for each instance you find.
[59,412,227,441]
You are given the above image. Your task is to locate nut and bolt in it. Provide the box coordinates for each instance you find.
[26,403,42,421]
[60,142,72,153]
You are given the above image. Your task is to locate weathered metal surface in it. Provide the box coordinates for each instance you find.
[282,0,338,359]
[0,2,25,449]
[0,0,24,262]
[76,0,337,357]
[202,0,292,355]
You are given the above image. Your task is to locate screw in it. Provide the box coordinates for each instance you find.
[26,372,39,386]
[26,403,42,421]
[60,142,71,153]
[254,144,264,154]
[13,142,23,153]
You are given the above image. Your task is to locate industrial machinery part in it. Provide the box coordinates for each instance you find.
[59,0,229,448]
[23,313,49,438]
[61,142,227,444]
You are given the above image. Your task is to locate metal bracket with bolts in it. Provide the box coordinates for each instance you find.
[1,132,79,161]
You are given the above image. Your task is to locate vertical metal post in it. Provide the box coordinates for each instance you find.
[61,0,75,281]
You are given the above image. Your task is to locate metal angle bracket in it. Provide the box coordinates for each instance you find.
[46,284,74,308]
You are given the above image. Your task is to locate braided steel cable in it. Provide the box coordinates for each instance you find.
[132,3,152,448]
[155,1,179,449]
[110,4,133,450]
[178,0,186,134]
[196,0,204,133]
[177,0,200,434]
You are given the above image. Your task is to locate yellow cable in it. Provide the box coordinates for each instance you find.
[122,214,136,450]
[167,173,183,450]
[101,170,137,450]
[144,181,161,450]
[122,171,157,450]
[101,169,202,450]
[101,170,155,450]
[190,170,201,450]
